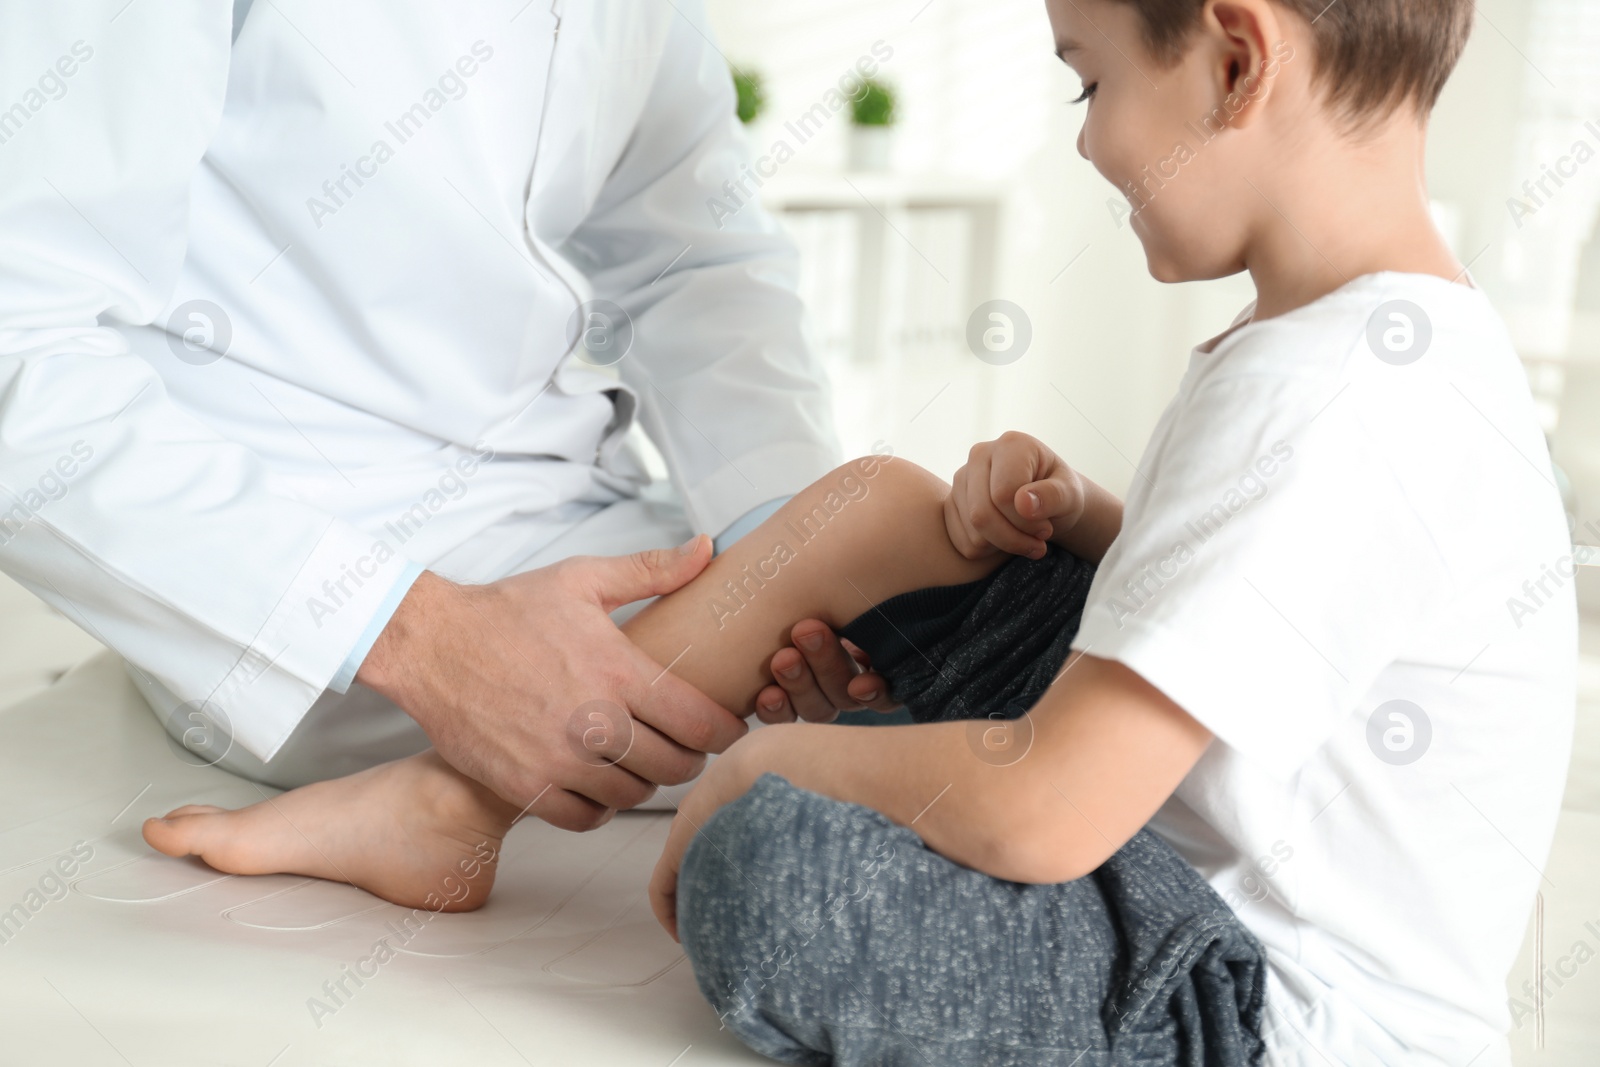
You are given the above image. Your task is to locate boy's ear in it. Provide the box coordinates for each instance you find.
[1203,0,1286,130]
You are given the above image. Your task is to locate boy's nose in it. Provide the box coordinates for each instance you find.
[1076,126,1088,161]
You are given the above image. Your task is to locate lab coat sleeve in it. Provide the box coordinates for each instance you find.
[560,0,842,537]
[0,1,416,761]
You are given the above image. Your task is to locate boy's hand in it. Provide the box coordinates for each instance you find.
[755,622,897,723]
[945,432,1086,560]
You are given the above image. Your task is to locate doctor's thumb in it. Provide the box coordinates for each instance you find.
[590,535,713,611]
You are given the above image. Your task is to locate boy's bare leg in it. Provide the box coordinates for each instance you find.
[143,457,1002,909]
[621,455,1001,711]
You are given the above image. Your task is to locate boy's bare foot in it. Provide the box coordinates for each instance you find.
[142,751,523,912]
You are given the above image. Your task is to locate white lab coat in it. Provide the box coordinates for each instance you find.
[0,0,838,761]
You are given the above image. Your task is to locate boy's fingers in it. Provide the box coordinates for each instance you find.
[989,446,1050,525]
[846,670,899,712]
[791,622,865,711]
[762,636,894,714]
[770,645,841,723]
[977,454,1044,534]
[1017,477,1080,523]
[953,492,1004,547]
[967,493,1048,559]
[943,494,988,559]
[754,684,797,724]
[649,844,683,941]
[650,884,677,941]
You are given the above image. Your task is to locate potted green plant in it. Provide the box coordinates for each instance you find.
[731,67,767,125]
[848,78,897,171]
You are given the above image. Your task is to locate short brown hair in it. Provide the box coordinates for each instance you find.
[1112,0,1474,120]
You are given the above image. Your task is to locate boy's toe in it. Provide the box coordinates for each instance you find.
[141,807,230,860]
[162,804,228,819]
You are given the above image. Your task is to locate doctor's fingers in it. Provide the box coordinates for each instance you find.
[607,719,708,788]
[625,663,749,756]
[523,760,662,824]
[490,748,658,826]
[519,786,618,833]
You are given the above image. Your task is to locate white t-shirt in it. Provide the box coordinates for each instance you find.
[1073,273,1577,1066]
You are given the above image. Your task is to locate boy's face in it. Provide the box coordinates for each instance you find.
[1047,0,1278,283]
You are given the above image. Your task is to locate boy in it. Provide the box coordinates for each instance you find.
[145,0,1575,1063]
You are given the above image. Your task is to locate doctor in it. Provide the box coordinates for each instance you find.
[0,0,891,830]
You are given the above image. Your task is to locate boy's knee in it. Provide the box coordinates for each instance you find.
[678,774,909,1061]
[779,455,955,600]
[838,452,944,513]
[676,774,812,972]
[680,779,901,979]
[676,776,812,1051]
[809,453,995,605]
[793,454,944,530]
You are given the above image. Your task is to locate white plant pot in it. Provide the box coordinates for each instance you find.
[848,126,894,172]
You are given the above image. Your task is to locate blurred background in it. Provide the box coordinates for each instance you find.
[0,0,1597,1058]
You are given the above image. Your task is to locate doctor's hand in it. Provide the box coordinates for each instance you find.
[357,537,747,832]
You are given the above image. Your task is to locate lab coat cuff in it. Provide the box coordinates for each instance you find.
[209,521,421,761]
[683,441,840,538]
[326,560,425,694]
